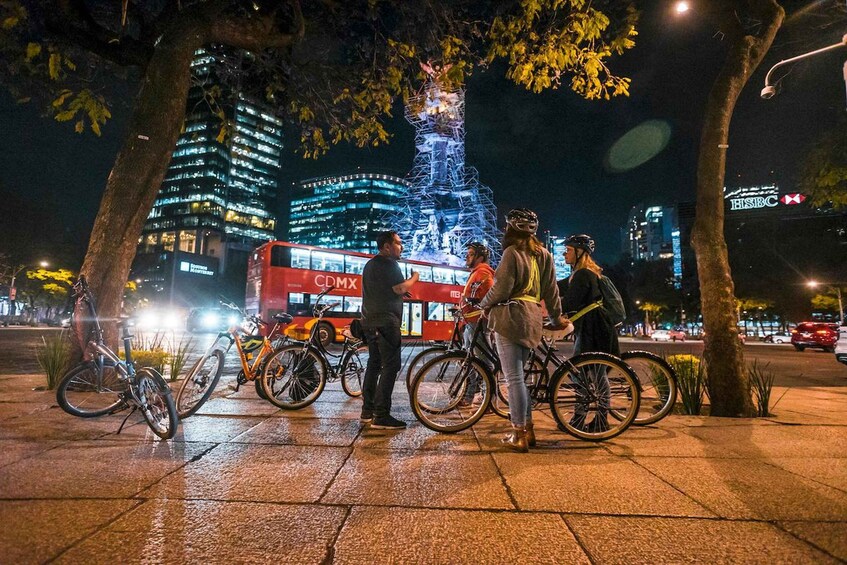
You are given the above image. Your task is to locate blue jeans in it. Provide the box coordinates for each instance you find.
[362,324,401,418]
[494,333,531,427]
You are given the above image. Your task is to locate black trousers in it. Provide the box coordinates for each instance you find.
[362,324,402,417]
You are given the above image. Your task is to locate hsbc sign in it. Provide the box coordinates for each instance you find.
[724,185,807,212]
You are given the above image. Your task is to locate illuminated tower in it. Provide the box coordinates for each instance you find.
[392,65,501,266]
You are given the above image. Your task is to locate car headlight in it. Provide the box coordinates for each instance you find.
[201,313,221,328]
[137,311,157,329]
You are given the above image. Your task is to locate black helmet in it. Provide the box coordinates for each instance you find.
[466,242,490,261]
[565,234,595,254]
[506,208,539,235]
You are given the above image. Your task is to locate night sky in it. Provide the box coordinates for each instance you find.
[1,1,845,267]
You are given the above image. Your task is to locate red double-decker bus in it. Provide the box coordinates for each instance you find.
[246,241,469,344]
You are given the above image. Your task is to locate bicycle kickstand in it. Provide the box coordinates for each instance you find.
[116,406,138,435]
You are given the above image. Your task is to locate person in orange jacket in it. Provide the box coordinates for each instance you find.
[458,242,495,406]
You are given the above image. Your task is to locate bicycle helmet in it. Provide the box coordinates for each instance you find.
[466,242,490,261]
[564,234,595,254]
[506,208,539,234]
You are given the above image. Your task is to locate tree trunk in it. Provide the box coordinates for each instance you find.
[76,33,202,347]
[691,0,784,417]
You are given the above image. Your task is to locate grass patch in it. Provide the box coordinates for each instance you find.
[36,331,72,390]
[667,354,707,415]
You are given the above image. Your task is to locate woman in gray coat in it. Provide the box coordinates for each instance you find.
[479,208,569,452]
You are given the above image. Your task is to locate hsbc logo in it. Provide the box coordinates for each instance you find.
[780,193,806,206]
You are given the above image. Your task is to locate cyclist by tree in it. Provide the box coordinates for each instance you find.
[479,209,568,452]
[360,231,419,429]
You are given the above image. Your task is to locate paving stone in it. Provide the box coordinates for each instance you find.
[636,457,847,520]
[0,438,65,468]
[193,397,280,417]
[685,425,847,459]
[101,415,265,443]
[53,500,346,565]
[603,426,746,458]
[232,417,363,446]
[322,449,513,509]
[0,400,52,421]
[333,506,590,564]
[268,401,365,420]
[766,457,847,492]
[141,443,349,503]
[566,515,838,564]
[356,423,480,451]
[0,440,214,499]
[0,499,139,564]
[493,452,714,516]
[0,408,126,441]
[780,521,847,561]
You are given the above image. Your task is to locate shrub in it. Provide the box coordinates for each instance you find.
[749,359,776,417]
[667,354,707,415]
[36,332,72,390]
[122,349,169,375]
[167,335,194,382]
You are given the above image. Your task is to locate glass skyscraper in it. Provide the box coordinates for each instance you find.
[134,46,283,305]
[288,173,408,254]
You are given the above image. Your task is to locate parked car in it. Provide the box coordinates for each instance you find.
[650,329,685,342]
[835,323,847,366]
[790,322,839,352]
[764,332,792,344]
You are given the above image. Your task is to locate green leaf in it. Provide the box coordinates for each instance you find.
[25,43,41,62]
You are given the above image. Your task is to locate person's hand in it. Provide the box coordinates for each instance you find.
[548,315,570,330]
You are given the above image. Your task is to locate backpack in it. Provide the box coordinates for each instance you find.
[598,275,626,326]
[349,318,366,341]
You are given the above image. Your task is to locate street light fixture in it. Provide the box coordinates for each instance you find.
[807,280,844,325]
[761,33,847,100]
[7,260,49,316]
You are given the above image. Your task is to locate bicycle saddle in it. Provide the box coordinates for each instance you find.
[274,313,294,324]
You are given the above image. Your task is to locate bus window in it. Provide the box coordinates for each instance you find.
[345,255,368,275]
[397,261,411,277]
[343,296,363,313]
[288,292,308,315]
[291,248,310,269]
[416,266,433,282]
[270,245,288,267]
[312,251,344,273]
[455,270,469,286]
[427,302,445,321]
[323,294,345,311]
[432,267,454,285]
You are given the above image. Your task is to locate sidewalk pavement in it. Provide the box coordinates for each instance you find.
[1,369,845,564]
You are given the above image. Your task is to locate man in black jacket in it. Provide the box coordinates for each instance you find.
[360,231,419,429]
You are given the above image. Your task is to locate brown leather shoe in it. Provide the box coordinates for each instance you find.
[525,421,536,448]
[501,425,529,453]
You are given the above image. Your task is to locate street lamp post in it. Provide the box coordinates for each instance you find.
[760,33,847,100]
[807,280,844,325]
[7,261,49,317]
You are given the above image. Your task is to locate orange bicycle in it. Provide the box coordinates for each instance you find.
[175,301,293,419]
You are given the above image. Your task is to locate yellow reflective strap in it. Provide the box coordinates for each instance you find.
[512,295,541,304]
[569,300,602,322]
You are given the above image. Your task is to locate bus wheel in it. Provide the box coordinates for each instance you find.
[317,322,334,347]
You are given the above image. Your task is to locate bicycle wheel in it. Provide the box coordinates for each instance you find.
[405,345,449,391]
[261,345,327,409]
[621,351,677,425]
[136,368,179,439]
[410,352,491,433]
[490,356,547,419]
[176,350,224,419]
[548,352,640,441]
[341,343,368,397]
[57,361,127,417]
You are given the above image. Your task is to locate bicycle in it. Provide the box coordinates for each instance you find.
[404,306,465,392]
[56,275,179,440]
[410,319,640,441]
[619,350,678,425]
[175,301,294,419]
[260,286,369,409]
